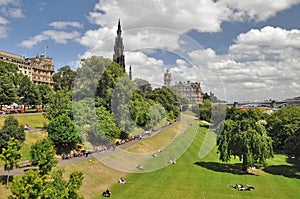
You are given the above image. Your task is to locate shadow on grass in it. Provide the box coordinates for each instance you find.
[263,158,300,179]
[194,161,256,175]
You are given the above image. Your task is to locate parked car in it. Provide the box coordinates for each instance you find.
[0,111,6,115]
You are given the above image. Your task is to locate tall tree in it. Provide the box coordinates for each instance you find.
[266,106,300,152]
[284,128,300,158]
[95,61,126,109]
[217,118,273,171]
[44,89,72,120]
[10,169,84,199]
[0,138,21,186]
[17,75,41,105]
[30,138,58,175]
[0,61,18,106]
[134,78,152,95]
[0,116,25,153]
[47,114,80,154]
[146,87,180,122]
[36,84,53,110]
[53,66,77,91]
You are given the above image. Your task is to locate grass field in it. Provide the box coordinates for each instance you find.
[0,113,48,129]
[1,113,299,199]
[106,129,300,198]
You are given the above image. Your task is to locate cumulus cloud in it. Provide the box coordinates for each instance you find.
[49,21,84,29]
[77,0,300,101]
[222,0,300,21]
[20,30,80,48]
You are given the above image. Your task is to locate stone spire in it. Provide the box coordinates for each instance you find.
[113,19,125,69]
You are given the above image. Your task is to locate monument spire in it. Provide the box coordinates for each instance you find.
[113,19,125,69]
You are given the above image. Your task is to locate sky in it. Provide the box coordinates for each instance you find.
[1,0,300,103]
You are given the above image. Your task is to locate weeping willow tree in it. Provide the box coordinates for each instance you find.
[217,118,273,171]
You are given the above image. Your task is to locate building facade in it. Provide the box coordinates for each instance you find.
[0,50,54,85]
[164,69,204,104]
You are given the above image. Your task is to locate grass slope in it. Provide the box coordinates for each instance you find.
[108,130,300,198]
[0,113,48,129]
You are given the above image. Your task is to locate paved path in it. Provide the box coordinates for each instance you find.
[0,119,179,176]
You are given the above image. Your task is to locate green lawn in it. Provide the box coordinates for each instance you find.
[106,129,300,198]
[0,113,48,129]
[1,113,299,199]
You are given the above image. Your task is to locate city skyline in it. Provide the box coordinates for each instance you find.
[1,0,300,102]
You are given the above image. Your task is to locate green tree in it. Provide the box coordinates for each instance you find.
[36,84,53,110]
[47,114,80,154]
[197,99,212,122]
[266,106,300,152]
[0,116,25,153]
[73,56,112,100]
[53,66,77,91]
[9,169,84,199]
[134,78,152,95]
[146,87,180,122]
[0,61,19,106]
[95,106,122,141]
[284,128,300,158]
[9,169,44,198]
[30,138,58,175]
[96,61,125,109]
[0,138,21,186]
[217,118,273,171]
[17,75,41,105]
[45,89,72,120]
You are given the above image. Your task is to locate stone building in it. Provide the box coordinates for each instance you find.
[163,69,204,104]
[0,50,54,85]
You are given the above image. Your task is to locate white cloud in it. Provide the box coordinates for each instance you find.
[20,30,80,48]
[0,16,9,25]
[77,0,300,102]
[49,21,84,29]
[222,0,300,21]
[0,26,9,38]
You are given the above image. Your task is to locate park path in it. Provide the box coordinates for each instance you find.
[0,118,180,176]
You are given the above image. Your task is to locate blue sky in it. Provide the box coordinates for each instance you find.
[1,0,300,102]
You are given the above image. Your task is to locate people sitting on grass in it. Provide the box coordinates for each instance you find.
[118,177,126,184]
[229,183,255,191]
[137,164,144,170]
[102,188,111,197]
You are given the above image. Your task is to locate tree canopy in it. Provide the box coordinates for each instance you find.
[47,114,80,154]
[53,65,77,91]
[217,116,273,171]
[0,116,25,153]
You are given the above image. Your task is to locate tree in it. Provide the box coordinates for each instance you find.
[266,106,300,153]
[53,66,77,91]
[0,61,18,106]
[36,84,53,110]
[17,75,41,105]
[134,78,152,95]
[44,89,72,120]
[197,99,212,122]
[217,118,273,171]
[0,138,21,186]
[96,61,126,109]
[30,138,58,175]
[47,114,80,154]
[73,56,112,100]
[9,169,84,199]
[284,128,300,158]
[146,87,180,122]
[0,116,25,153]
[95,106,122,141]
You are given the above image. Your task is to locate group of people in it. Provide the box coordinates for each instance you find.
[229,183,255,191]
